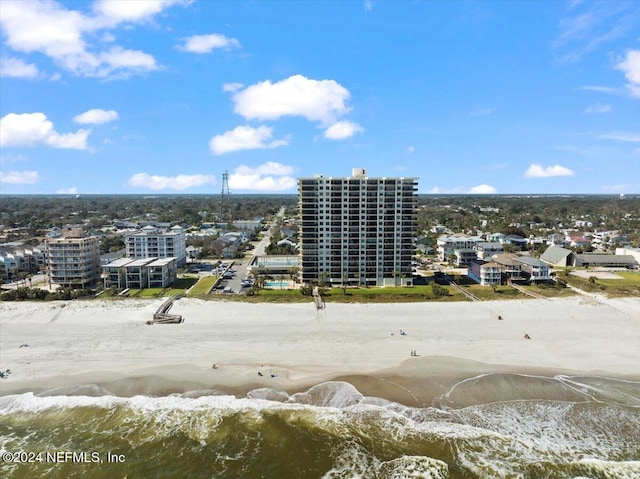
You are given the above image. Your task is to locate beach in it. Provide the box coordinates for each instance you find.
[2,296,640,478]
[1,295,638,401]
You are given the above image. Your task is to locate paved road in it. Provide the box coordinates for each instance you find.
[217,207,285,294]
[0,273,47,291]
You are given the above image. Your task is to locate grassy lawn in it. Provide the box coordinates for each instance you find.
[136,288,166,297]
[188,276,218,297]
[211,285,468,303]
[461,284,524,300]
[172,277,199,289]
[565,270,640,298]
[527,282,577,298]
[321,286,466,303]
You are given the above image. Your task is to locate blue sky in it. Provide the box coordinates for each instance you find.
[0,0,638,195]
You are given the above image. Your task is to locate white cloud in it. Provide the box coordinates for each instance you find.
[0,112,90,150]
[467,184,497,194]
[73,109,119,124]
[324,121,364,140]
[584,103,611,113]
[127,173,216,191]
[231,74,352,125]
[525,163,575,178]
[407,146,415,154]
[93,0,187,23]
[0,170,40,184]
[0,57,39,78]
[94,46,158,76]
[235,162,293,176]
[179,33,240,53]
[615,49,640,98]
[364,1,374,12]
[229,163,296,191]
[0,0,182,79]
[56,187,78,194]
[598,131,640,142]
[209,125,289,155]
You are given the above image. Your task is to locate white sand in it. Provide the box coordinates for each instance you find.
[0,296,638,396]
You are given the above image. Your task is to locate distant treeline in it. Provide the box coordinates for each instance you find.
[0,194,638,247]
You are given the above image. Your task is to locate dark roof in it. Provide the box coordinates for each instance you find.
[576,254,636,265]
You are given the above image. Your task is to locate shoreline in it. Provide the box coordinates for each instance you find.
[1,297,639,405]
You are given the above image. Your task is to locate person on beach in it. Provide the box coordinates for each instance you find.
[524,334,531,339]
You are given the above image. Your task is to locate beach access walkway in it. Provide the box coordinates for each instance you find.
[509,282,547,300]
[448,280,481,302]
[148,294,185,324]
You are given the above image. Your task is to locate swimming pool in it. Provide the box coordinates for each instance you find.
[263,280,293,289]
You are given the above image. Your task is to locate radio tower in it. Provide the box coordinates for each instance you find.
[219,170,231,224]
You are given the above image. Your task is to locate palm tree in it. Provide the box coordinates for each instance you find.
[288,266,300,284]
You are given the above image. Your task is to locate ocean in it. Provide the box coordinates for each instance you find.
[1,374,639,479]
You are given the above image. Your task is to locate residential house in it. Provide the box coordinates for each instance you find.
[513,256,552,282]
[475,241,504,260]
[502,234,528,250]
[468,260,502,286]
[492,253,525,282]
[437,234,483,262]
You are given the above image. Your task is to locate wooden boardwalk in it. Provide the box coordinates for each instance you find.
[147,294,185,324]
[448,280,482,302]
[509,282,547,300]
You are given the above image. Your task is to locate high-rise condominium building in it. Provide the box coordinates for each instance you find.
[124,225,186,267]
[45,235,100,288]
[299,168,418,287]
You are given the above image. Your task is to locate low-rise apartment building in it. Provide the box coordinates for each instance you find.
[102,257,178,290]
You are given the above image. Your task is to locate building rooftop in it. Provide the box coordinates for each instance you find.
[514,256,546,267]
[104,258,133,268]
[125,258,157,267]
[147,257,177,267]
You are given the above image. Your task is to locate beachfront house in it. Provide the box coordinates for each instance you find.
[513,256,552,282]
[468,260,502,286]
[491,254,525,282]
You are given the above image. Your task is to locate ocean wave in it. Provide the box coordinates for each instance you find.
[1,377,639,479]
